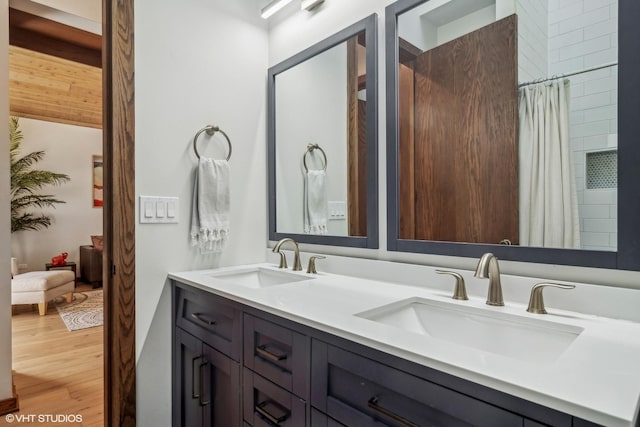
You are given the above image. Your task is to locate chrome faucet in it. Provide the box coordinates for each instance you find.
[474,253,504,306]
[272,238,302,271]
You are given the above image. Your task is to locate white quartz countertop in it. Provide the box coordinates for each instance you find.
[169,263,640,427]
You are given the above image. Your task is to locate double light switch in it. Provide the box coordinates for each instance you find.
[140,196,179,224]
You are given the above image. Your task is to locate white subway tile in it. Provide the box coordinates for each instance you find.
[584,0,615,13]
[580,231,611,246]
[580,204,611,218]
[571,92,611,110]
[583,48,617,68]
[577,190,584,204]
[584,218,617,232]
[557,7,610,34]
[559,35,611,61]
[609,233,618,248]
[576,177,585,191]
[550,57,584,74]
[549,4,584,24]
[609,119,617,134]
[570,82,585,97]
[583,17,616,40]
[573,121,610,138]
[583,104,617,122]
[583,76,616,95]
[582,134,610,150]
[549,23,559,37]
[549,29,584,50]
[571,111,585,125]
[584,189,616,204]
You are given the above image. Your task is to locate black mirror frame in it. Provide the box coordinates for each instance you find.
[385,0,640,271]
[268,14,379,249]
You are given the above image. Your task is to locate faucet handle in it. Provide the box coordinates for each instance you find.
[435,270,468,300]
[307,255,326,274]
[526,283,575,314]
[274,251,288,269]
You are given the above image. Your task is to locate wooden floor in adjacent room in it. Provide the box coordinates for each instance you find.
[2,283,103,427]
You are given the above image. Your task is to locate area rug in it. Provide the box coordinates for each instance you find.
[56,290,103,331]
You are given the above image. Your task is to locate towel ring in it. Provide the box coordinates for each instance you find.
[303,144,327,172]
[193,125,232,161]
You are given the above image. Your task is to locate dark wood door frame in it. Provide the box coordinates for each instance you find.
[103,0,135,425]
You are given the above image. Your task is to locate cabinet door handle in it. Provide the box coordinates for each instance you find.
[191,356,201,399]
[255,400,290,424]
[191,312,216,326]
[199,360,210,407]
[368,396,419,427]
[256,345,287,362]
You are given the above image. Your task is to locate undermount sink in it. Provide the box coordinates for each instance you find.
[356,297,584,364]
[208,267,313,289]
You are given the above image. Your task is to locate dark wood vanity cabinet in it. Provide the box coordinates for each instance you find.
[172,282,605,427]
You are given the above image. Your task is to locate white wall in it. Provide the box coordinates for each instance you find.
[275,42,348,236]
[10,118,102,274]
[134,0,268,424]
[0,0,13,403]
[548,0,618,251]
[268,0,640,288]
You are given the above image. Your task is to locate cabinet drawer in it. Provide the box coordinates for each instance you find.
[243,368,306,427]
[175,285,241,361]
[311,340,523,427]
[244,314,309,397]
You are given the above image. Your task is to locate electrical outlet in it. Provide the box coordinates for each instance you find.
[18,263,27,270]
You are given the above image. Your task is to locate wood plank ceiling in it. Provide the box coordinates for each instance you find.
[8,8,103,129]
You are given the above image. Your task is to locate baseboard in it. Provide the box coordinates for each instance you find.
[0,373,19,416]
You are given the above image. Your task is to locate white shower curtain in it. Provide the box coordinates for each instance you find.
[519,79,580,249]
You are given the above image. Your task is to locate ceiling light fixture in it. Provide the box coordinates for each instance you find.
[260,0,295,19]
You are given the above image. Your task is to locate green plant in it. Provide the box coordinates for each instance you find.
[10,117,70,233]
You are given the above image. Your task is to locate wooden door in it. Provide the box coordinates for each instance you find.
[399,15,519,244]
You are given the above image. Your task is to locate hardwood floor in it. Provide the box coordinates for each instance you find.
[2,283,103,427]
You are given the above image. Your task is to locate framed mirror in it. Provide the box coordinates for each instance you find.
[268,14,379,248]
[386,0,640,270]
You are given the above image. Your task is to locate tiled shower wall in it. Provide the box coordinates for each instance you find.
[548,0,618,251]
[516,0,617,250]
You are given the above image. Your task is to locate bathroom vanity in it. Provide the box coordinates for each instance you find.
[170,263,640,427]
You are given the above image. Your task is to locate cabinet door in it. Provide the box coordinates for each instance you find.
[174,328,204,427]
[201,343,241,427]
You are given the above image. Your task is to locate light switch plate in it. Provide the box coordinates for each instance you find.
[328,201,346,220]
[139,196,179,224]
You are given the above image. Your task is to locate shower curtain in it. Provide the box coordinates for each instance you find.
[518,79,580,249]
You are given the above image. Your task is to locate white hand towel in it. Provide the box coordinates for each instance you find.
[303,170,328,235]
[190,158,230,253]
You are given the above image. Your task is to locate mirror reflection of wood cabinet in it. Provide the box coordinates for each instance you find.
[398,15,519,245]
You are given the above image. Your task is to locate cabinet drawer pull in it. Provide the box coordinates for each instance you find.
[256,345,287,362]
[199,360,210,407]
[191,356,201,399]
[191,312,216,325]
[368,396,419,427]
[255,400,290,424]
